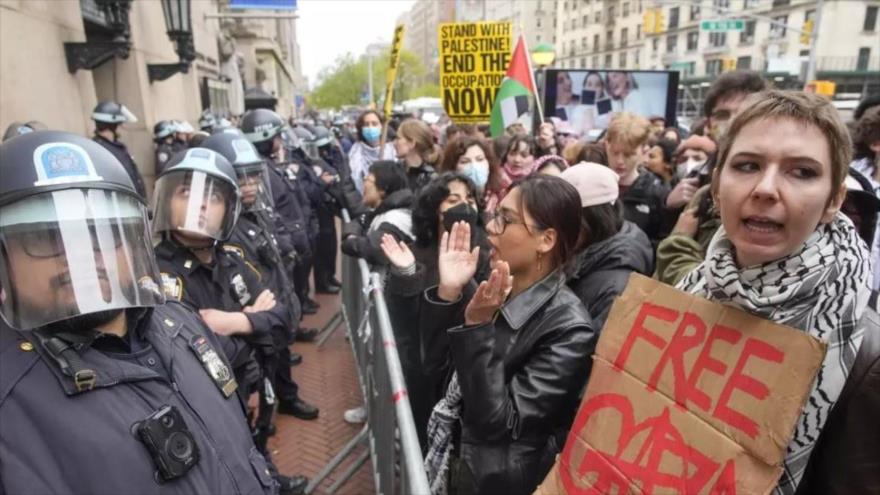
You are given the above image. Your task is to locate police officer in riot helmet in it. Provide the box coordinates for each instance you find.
[240,109,318,314]
[199,109,218,133]
[202,132,320,413]
[154,119,178,175]
[302,126,344,293]
[151,147,310,495]
[91,101,147,201]
[0,131,277,494]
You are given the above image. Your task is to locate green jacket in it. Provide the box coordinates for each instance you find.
[654,186,721,286]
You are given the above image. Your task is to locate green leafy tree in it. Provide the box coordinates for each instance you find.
[308,49,430,110]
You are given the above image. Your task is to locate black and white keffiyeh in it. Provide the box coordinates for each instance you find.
[424,372,463,495]
[677,213,871,494]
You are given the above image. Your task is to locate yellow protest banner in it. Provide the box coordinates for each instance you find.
[438,21,512,125]
[383,24,405,119]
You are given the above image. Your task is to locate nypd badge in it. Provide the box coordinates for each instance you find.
[189,335,237,398]
[160,273,184,301]
[231,274,251,306]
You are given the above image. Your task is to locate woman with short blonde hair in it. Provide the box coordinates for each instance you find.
[677,90,873,493]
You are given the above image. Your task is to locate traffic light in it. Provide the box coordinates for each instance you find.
[722,58,737,72]
[642,8,665,34]
[800,18,814,45]
[643,9,655,34]
[654,9,666,33]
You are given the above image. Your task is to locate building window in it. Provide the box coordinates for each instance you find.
[713,0,730,8]
[857,47,871,71]
[709,32,726,47]
[669,7,680,29]
[553,17,557,28]
[583,14,589,26]
[621,27,628,45]
[687,31,699,51]
[736,56,752,69]
[594,34,600,50]
[620,51,627,68]
[743,0,759,7]
[690,5,700,20]
[623,2,630,16]
[666,34,677,53]
[572,17,578,29]
[595,10,601,22]
[706,59,723,75]
[537,18,542,28]
[865,6,878,31]
[639,0,643,13]
[740,20,756,44]
[582,36,588,49]
[608,5,616,18]
[652,37,659,52]
[537,35,542,42]
[769,15,788,38]
[593,55,599,67]
[772,0,790,6]
[605,53,613,67]
[581,57,587,68]
[637,24,642,40]
[606,29,613,49]
[633,49,640,67]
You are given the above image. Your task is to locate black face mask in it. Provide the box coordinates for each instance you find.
[442,203,478,233]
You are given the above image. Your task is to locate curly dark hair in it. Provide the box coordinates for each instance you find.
[412,172,481,248]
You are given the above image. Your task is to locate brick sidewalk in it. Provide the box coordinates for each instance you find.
[268,289,374,494]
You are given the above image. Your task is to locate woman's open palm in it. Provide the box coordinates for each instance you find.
[438,221,480,293]
[380,234,415,269]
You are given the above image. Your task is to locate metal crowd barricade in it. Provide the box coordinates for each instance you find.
[306,210,430,495]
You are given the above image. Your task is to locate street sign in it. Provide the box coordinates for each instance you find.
[700,19,745,32]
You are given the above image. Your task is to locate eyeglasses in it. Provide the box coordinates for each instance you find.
[484,210,542,236]
[6,223,124,258]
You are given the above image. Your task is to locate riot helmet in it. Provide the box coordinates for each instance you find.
[0,131,165,331]
[153,120,176,142]
[293,127,319,160]
[212,117,234,134]
[241,109,285,156]
[202,132,274,213]
[312,126,333,148]
[152,148,241,242]
[199,110,218,132]
[91,101,138,124]
[2,122,37,142]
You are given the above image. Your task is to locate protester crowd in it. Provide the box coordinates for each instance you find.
[0,69,878,495]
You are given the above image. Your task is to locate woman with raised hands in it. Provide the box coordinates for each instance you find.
[421,174,595,495]
[379,172,491,450]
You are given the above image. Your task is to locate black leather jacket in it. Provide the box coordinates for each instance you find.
[424,270,595,494]
[796,307,880,494]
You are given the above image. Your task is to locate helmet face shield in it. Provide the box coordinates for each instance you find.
[152,170,240,240]
[235,163,274,212]
[0,189,164,331]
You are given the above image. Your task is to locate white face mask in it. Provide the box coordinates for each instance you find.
[677,158,706,178]
[463,160,490,189]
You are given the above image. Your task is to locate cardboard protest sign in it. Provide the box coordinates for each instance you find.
[438,21,511,124]
[536,274,827,495]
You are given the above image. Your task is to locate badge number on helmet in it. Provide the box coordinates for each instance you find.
[32,143,103,186]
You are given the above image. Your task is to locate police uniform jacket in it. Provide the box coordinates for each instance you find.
[93,134,147,201]
[0,303,278,495]
[154,239,288,393]
[266,163,311,258]
[227,214,302,328]
[155,142,177,176]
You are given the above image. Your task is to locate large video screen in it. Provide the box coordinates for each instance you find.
[542,69,679,135]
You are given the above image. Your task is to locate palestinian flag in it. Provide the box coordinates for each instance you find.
[490,35,538,137]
